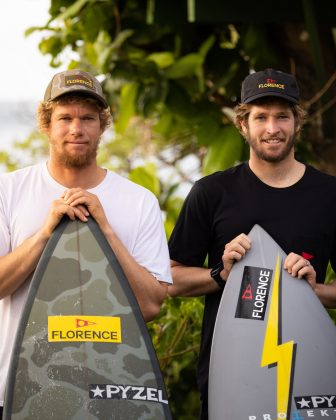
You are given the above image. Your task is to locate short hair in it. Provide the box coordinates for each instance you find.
[37,93,112,132]
[234,97,307,136]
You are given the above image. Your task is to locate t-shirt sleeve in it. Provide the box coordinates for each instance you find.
[169,180,211,267]
[330,231,336,276]
[0,188,10,257]
[131,194,172,284]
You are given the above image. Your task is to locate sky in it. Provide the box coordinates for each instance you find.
[0,0,65,103]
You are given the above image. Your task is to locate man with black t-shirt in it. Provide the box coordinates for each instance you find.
[168,68,336,420]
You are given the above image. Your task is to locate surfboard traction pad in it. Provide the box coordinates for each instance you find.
[4,217,171,420]
[209,225,336,420]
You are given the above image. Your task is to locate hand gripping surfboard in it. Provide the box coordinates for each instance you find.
[3,217,172,420]
[209,224,336,420]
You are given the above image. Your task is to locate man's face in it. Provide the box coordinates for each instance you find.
[242,102,297,163]
[46,102,102,168]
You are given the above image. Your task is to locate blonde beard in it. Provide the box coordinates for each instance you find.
[50,140,100,168]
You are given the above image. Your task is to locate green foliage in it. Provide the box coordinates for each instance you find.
[32,0,281,164]
[14,1,336,416]
[147,296,203,419]
[202,125,244,175]
[326,264,336,323]
[114,82,139,134]
[129,162,160,196]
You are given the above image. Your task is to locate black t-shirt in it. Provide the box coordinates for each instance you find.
[168,162,336,398]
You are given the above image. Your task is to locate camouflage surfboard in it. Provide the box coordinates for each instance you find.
[3,217,172,420]
[209,224,336,420]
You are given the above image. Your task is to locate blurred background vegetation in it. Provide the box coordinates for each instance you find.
[2,1,336,417]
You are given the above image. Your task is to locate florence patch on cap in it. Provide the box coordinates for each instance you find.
[241,68,299,104]
[44,69,109,108]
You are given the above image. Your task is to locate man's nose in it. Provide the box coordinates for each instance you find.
[265,118,280,135]
[70,118,83,134]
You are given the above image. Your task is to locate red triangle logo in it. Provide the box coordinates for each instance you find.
[242,284,253,300]
[76,318,97,328]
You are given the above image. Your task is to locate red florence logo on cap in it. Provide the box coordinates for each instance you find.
[302,252,314,260]
[266,78,276,83]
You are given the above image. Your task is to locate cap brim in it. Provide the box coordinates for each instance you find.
[49,90,109,108]
[243,91,299,104]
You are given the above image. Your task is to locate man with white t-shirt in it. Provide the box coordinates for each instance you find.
[0,69,172,417]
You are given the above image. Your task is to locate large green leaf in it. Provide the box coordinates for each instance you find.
[164,53,203,79]
[195,114,223,146]
[53,0,90,21]
[198,34,216,59]
[147,52,175,68]
[129,163,161,197]
[114,82,138,134]
[202,125,244,175]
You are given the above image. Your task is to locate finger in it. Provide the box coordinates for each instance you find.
[62,188,85,203]
[235,234,252,250]
[225,240,251,254]
[284,252,302,270]
[288,259,310,276]
[226,241,250,256]
[230,250,246,261]
[288,259,311,278]
[71,206,88,222]
[224,249,246,265]
[296,265,312,279]
[75,204,90,216]
[64,193,87,206]
[69,199,97,213]
[283,252,298,269]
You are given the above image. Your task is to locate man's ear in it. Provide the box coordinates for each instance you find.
[41,126,50,136]
[241,118,248,135]
[294,123,301,135]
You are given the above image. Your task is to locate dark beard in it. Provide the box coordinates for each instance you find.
[246,134,296,163]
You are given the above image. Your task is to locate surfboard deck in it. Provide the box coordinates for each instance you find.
[209,224,336,420]
[3,217,171,420]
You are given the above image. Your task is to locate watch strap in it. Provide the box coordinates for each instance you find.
[210,261,225,289]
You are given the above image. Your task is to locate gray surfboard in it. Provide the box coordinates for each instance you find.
[3,217,171,420]
[209,224,336,420]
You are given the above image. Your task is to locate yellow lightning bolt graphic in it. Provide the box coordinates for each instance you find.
[261,255,295,420]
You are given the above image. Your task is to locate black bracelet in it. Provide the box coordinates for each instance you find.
[210,261,225,289]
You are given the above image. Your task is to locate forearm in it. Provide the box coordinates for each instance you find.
[102,224,167,322]
[0,229,50,298]
[315,281,336,308]
[168,263,220,297]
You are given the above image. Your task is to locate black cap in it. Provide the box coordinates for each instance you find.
[241,68,299,104]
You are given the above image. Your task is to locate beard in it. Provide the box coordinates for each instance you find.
[50,139,100,168]
[245,132,296,163]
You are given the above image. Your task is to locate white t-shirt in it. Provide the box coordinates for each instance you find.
[0,162,172,405]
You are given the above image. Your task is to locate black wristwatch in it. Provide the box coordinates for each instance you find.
[210,261,225,289]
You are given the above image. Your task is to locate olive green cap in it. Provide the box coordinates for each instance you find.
[44,69,108,108]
